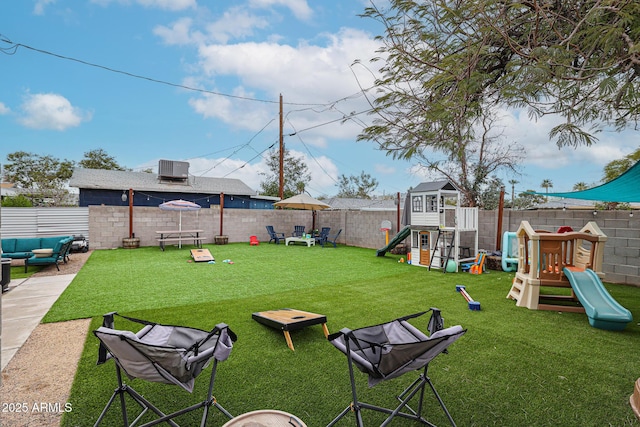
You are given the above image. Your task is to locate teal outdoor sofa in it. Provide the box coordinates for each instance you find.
[1,236,73,271]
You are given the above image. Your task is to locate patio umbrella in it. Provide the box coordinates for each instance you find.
[273,194,330,210]
[274,194,330,232]
[159,200,201,247]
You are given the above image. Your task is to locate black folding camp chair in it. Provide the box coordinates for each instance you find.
[93,312,237,427]
[327,309,465,427]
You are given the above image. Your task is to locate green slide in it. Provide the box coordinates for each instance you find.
[376,226,411,257]
[562,267,633,331]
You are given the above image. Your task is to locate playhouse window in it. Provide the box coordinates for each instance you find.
[426,196,437,212]
[412,196,423,212]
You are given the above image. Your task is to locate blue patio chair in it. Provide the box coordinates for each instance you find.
[316,227,331,246]
[322,229,342,248]
[266,226,285,244]
[292,225,305,237]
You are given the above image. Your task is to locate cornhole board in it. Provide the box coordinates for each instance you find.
[252,308,329,351]
[190,248,214,262]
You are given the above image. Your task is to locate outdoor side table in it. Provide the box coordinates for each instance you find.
[252,308,329,351]
[285,237,316,247]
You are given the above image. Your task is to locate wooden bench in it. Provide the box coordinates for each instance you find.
[157,237,206,251]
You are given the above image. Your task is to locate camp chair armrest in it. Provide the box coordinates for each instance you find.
[188,345,216,364]
[430,325,465,339]
[187,323,236,364]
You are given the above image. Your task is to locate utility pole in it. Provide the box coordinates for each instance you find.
[278,94,284,200]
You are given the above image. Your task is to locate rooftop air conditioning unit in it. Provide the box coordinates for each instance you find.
[158,160,189,179]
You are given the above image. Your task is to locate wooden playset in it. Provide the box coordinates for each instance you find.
[404,181,479,272]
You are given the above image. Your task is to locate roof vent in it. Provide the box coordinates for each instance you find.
[158,160,189,180]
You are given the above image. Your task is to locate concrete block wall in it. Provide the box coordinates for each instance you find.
[316,210,399,249]
[90,206,317,249]
[486,209,640,286]
[89,207,399,250]
[88,206,639,285]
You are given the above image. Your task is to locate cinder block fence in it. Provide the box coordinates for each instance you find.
[1,206,637,285]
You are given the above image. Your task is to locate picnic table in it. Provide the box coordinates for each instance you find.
[156,229,205,250]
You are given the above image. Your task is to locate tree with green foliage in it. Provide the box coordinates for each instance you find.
[602,147,640,182]
[1,194,33,207]
[596,147,640,210]
[361,0,640,149]
[540,179,554,195]
[337,171,379,199]
[358,2,526,206]
[514,190,546,210]
[78,148,126,170]
[477,177,504,210]
[259,148,310,199]
[573,182,590,191]
[3,151,74,206]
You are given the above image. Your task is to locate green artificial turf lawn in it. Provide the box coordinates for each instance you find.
[48,243,640,427]
[8,264,40,279]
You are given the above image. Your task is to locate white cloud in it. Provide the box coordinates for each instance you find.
[187,156,267,191]
[204,7,271,43]
[301,151,339,193]
[90,0,196,11]
[153,17,199,46]
[137,0,196,10]
[0,102,10,115]
[33,0,56,15]
[178,149,337,196]
[190,28,381,139]
[18,93,91,131]
[496,107,638,172]
[155,8,272,46]
[248,0,313,20]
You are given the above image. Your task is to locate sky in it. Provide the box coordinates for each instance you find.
[1,0,638,199]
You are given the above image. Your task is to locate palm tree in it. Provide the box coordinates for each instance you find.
[573,182,589,191]
[541,179,553,200]
[508,179,518,208]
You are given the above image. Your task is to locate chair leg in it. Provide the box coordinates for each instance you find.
[94,360,234,427]
[329,360,456,427]
[94,365,180,427]
[423,371,457,426]
[200,359,233,427]
[327,340,364,427]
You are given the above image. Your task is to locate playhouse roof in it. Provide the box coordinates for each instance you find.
[411,180,459,193]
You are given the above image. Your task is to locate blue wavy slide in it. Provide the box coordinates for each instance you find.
[562,267,633,331]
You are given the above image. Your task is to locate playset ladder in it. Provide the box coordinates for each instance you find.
[429,228,455,273]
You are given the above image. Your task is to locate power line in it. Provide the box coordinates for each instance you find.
[222,140,277,178]
[285,118,340,186]
[196,118,276,176]
[0,34,327,106]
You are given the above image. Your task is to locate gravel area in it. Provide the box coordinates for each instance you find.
[1,250,93,427]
